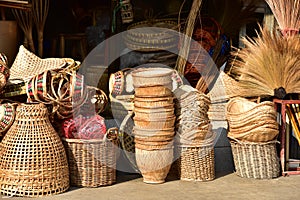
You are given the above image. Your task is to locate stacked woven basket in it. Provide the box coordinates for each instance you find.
[173,85,215,181]
[226,97,280,179]
[132,67,175,184]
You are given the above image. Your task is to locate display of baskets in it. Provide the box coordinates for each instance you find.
[62,127,119,187]
[0,103,69,197]
[230,138,280,179]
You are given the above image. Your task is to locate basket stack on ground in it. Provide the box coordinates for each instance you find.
[173,85,215,181]
[226,97,280,179]
[132,67,176,184]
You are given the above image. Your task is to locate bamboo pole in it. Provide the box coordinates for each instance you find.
[32,0,49,57]
[175,0,202,75]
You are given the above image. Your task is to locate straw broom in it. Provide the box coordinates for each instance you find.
[264,0,300,37]
[32,0,49,57]
[231,26,300,99]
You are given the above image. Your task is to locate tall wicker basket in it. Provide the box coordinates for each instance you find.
[230,139,280,179]
[62,127,119,187]
[175,135,215,181]
[0,103,69,197]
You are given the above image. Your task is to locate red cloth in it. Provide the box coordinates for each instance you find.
[62,115,106,139]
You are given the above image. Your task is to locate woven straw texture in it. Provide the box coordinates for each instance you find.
[10,45,67,81]
[230,139,280,179]
[135,147,173,184]
[0,103,69,197]
[174,85,212,145]
[62,128,118,187]
[226,97,279,142]
[175,142,215,181]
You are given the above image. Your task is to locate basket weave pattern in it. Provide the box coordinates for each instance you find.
[226,97,279,142]
[0,103,69,197]
[230,140,280,179]
[62,133,118,187]
[175,144,215,181]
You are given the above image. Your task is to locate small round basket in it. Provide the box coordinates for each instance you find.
[132,67,173,88]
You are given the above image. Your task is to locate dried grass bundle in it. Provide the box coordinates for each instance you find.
[231,27,300,99]
[265,0,300,36]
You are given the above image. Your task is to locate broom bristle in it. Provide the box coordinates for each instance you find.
[265,0,300,36]
[231,27,300,98]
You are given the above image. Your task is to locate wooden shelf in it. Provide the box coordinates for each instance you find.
[273,99,300,176]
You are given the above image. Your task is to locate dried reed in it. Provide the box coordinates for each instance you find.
[265,0,300,36]
[231,26,300,99]
[175,0,203,75]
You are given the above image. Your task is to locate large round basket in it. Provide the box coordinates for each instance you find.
[62,128,119,187]
[0,103,69,197]
[229,139,280,179]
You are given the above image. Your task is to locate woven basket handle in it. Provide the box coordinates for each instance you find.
[119,111,134,138]
[105,127,119,145]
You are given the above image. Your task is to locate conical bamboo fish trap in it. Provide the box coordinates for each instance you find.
[0,103,69,197]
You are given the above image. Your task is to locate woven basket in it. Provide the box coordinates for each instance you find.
[230,139,280,179]
[134,96,174,108]
[132,67,173,88]
[135,147,173,184]
[134,116,176,130]
[10,45,67,81]
[0,103,69,197]
[135,85,172,97]
[62,127,118,187]
[175,133,215,181]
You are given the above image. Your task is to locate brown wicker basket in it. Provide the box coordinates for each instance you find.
[229,139,280,179]
[62,127,118,187]
[0,103,69,197]
[135,85,173,97]
[175,134,215,181]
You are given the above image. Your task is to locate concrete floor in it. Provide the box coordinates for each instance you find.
[1,171,300,200]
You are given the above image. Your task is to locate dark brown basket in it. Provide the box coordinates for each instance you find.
[230,139,280,179]
[62,128,118,187]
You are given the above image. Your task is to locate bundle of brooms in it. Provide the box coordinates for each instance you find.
[230,27,300,99]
